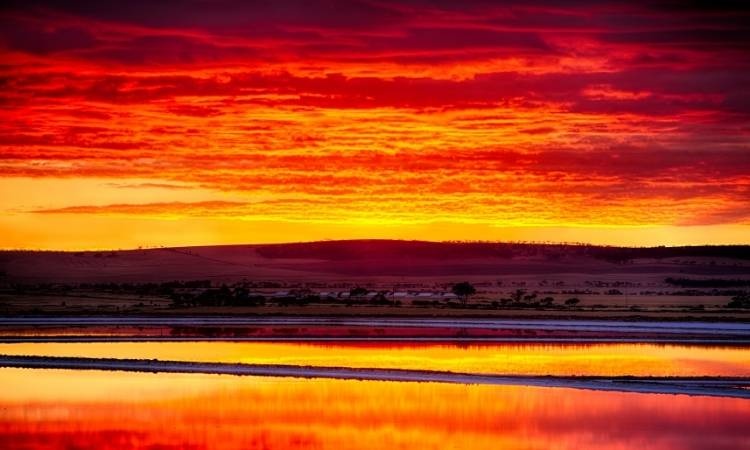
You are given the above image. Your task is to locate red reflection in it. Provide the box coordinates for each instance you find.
[0,368,748,450]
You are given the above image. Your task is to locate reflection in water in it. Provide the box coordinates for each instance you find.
[0,342,748,376]
[0,368,748,450]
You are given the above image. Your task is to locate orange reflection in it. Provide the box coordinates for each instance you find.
[0,368,748,450]
[1,342,748,377]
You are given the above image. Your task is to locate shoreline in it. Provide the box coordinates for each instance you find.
[3,316,749,342]
[4,316,750,331]
[3,337,750,344]
[2,310,748,322]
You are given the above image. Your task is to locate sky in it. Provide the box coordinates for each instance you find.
[1,1,749,249]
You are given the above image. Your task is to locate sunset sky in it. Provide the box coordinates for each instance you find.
[1,1,749,249]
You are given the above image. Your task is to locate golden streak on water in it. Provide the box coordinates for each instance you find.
[0,342,748,377]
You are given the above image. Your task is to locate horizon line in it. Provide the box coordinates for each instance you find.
[2,238,749,253]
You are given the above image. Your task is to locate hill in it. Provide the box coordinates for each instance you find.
[1,240,749,284]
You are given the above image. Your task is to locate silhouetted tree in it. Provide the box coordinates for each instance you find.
[540,297,555,306]
[727,293,750,308]
[349,286,369,298]
[510,289,526,304]
[452,282,477,305]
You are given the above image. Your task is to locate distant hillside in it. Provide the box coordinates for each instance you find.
[1,240,749,283]
[254,240,750,262]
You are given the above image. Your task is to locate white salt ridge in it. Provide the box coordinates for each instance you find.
[2,317,750,335]
[1,355,749,399]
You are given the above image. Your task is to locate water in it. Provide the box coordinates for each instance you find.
[1,341,748,376]
[0,368,748,450]
[2,340,748,447]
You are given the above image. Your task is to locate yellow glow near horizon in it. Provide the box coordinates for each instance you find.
[1,175,748,250]
[2,212,750,250]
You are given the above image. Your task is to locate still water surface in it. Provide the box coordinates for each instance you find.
[1,341,748,376]
[0,368,748,450]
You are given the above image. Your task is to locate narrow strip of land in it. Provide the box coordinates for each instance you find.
[2,336,750,344]
[3,317,750,335]
[2,354,749,399]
